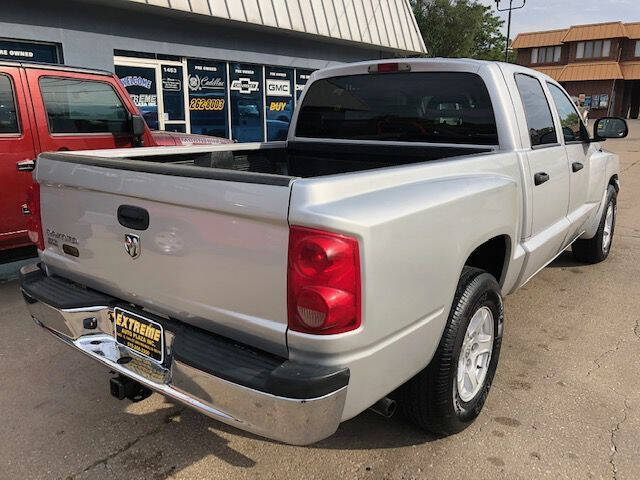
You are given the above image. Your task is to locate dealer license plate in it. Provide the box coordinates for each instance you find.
[113,307,164,363]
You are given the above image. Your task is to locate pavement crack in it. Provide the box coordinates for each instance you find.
[65,408,184,479]
[634,318,640,341]
[622,158,640,173]
[587,338,624,377]
[609,399,630,480]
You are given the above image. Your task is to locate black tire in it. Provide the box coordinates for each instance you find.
[399,266,504,436]
[572,185,617,264]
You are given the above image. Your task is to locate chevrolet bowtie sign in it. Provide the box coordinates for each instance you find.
[230,77,259,94]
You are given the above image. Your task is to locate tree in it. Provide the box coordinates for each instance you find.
[411,0,513,61]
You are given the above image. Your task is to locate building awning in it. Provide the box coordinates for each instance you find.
[513,21,640,49]
[562,22,627,42]
[511,29,567,49]
[117,0,426,54]
[532,65,566,81]
[621,61,640,80]
[558,61,623,82]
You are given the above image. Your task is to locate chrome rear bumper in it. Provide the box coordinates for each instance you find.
[20,264,347,445]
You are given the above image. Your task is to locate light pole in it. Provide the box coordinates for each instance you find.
[495,0,526,62]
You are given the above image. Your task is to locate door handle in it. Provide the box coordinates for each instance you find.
[117,205,149,231]
[572,162,584,172]
[17,159,35,171]
[534,172,549,186]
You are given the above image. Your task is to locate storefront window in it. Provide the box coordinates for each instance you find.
[295,69,314,101]
[164,124,187,133]
[187,59,228,138]
[114,52,316,141]
[115,64,159,129]
[229,62,264,142]
[265,66,293,141]
[0,39,62,64]
[161,65,185,121]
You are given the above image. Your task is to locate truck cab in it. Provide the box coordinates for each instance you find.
[0,61,229,252]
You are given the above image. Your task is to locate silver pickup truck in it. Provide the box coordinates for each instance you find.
[19,59,628,445]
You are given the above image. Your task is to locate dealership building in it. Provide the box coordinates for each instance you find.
[512,21,640,119]
[0,0,425,142]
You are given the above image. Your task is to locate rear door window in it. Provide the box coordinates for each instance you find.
[39,77,129,134]
[515,74,558,147]
[0,74,19,134]
[295,72,498,145]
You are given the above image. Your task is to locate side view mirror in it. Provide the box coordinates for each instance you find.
[593,117,628,141]
[131,114,146,137]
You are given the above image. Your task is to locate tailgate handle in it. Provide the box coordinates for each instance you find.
[117,205,149,231]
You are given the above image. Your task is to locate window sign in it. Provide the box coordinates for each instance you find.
[161,65,185,121]
[0,39,62,64]
[116,65,159,129]
[295,69,314,101]
[187,59,228,138]
[265,66,293,141]
[229,63,264,142]
[599,94,609,109]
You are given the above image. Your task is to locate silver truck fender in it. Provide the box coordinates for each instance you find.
[288,170,520,420]
[581,149,620,239]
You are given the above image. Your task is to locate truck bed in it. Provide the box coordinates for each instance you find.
[35,141,495,358]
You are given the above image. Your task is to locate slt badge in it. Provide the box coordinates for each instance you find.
[124,233,141,259]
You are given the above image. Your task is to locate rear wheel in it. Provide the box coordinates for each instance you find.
[400,266,504,435]
[572,185,617,264]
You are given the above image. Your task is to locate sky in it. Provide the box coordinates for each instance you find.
[478,0,640,38]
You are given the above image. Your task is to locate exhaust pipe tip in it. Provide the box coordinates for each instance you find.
[369,396,397,418]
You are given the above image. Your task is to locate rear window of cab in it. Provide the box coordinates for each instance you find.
[295,72,498,145]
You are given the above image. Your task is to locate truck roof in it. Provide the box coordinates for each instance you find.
[0,59,113,77]
[305,57,559,91]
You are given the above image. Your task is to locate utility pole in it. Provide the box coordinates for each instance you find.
[495,0,526,62]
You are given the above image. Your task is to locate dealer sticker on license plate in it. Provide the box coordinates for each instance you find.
[113,307,164,363]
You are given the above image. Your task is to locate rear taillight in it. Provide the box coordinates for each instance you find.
[288,226,361,335]
[25,183,44,251]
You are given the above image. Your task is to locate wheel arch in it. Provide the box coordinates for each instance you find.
[463,234,511,286]
[609,174,619,193]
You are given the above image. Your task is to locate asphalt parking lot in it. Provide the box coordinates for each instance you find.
[1,122,639,480]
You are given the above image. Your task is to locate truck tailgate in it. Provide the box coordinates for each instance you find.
[36,153,293,356]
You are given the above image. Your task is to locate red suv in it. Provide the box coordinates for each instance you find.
[0,61,230,252]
